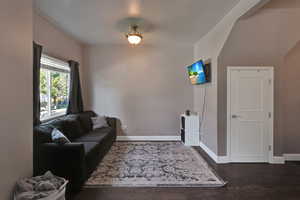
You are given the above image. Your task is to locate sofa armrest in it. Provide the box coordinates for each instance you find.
[39,143,86,191]
[106,117,117,130]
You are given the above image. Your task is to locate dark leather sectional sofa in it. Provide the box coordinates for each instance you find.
[33,111,116,191]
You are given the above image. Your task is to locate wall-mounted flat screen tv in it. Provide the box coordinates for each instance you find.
[187,60,211,85]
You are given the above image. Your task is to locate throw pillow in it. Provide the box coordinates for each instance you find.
[51,128,71,145]
[91,116,108,130]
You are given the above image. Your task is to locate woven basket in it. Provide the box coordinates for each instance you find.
[14,179,68,200]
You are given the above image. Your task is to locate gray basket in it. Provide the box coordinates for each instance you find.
[14,178,68,200]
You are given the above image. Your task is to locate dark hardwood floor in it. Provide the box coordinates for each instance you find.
[70,147,300,200]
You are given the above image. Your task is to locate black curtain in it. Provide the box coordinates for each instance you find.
[33,42,42,176]
[67,60,84,114]
[33,42,43,126]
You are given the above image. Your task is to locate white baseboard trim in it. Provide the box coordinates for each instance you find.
[199,142,287,164]
[270,156,285,164]
[270,154,300,163]
[283,154,300,161]
[200,142,218,163]
[199,142,229,164]
[218,156,230,164]
[116,136,181,141]
[269,154,300,163]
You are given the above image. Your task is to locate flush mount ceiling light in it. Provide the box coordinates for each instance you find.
[126,25,143,45]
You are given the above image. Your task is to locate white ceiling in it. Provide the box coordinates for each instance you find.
[34,0,240,45]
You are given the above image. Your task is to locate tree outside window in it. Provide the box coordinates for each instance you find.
[40,56,70,120]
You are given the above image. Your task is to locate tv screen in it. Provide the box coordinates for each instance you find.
[187,60,207,85]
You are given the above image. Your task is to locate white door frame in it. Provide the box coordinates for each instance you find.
[226,66,274,163]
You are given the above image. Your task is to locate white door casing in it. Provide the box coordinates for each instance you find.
[227,67,274,163]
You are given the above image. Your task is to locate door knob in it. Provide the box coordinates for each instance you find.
[232,114,241,118]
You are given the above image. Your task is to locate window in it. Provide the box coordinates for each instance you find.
[40,55,70,121]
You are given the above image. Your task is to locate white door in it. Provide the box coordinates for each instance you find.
[227,67,273,163]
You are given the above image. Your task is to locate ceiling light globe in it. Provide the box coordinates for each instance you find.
[127,34,142,45]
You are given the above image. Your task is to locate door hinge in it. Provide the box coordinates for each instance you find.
[268,145,272,151]
[268,112,272,118]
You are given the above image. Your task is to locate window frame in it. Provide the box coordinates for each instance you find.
[40,54,70,122]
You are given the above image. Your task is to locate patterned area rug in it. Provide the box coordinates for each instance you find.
[85,142,226,187]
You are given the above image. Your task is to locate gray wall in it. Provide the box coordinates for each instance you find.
[84,44,193,136]
[218,0,300,156]
[0,1,33,199]
[33,13,83,64]
[282,41,300,154]
[193,0,263,155]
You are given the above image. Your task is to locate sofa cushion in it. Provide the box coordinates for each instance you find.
[73,127,113,143]
[47,118,65,131]
[62,115,85,140]
[82,142,99,156]
[77,111,96,132]
[34,125,53,144]
[42,115,84,141]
